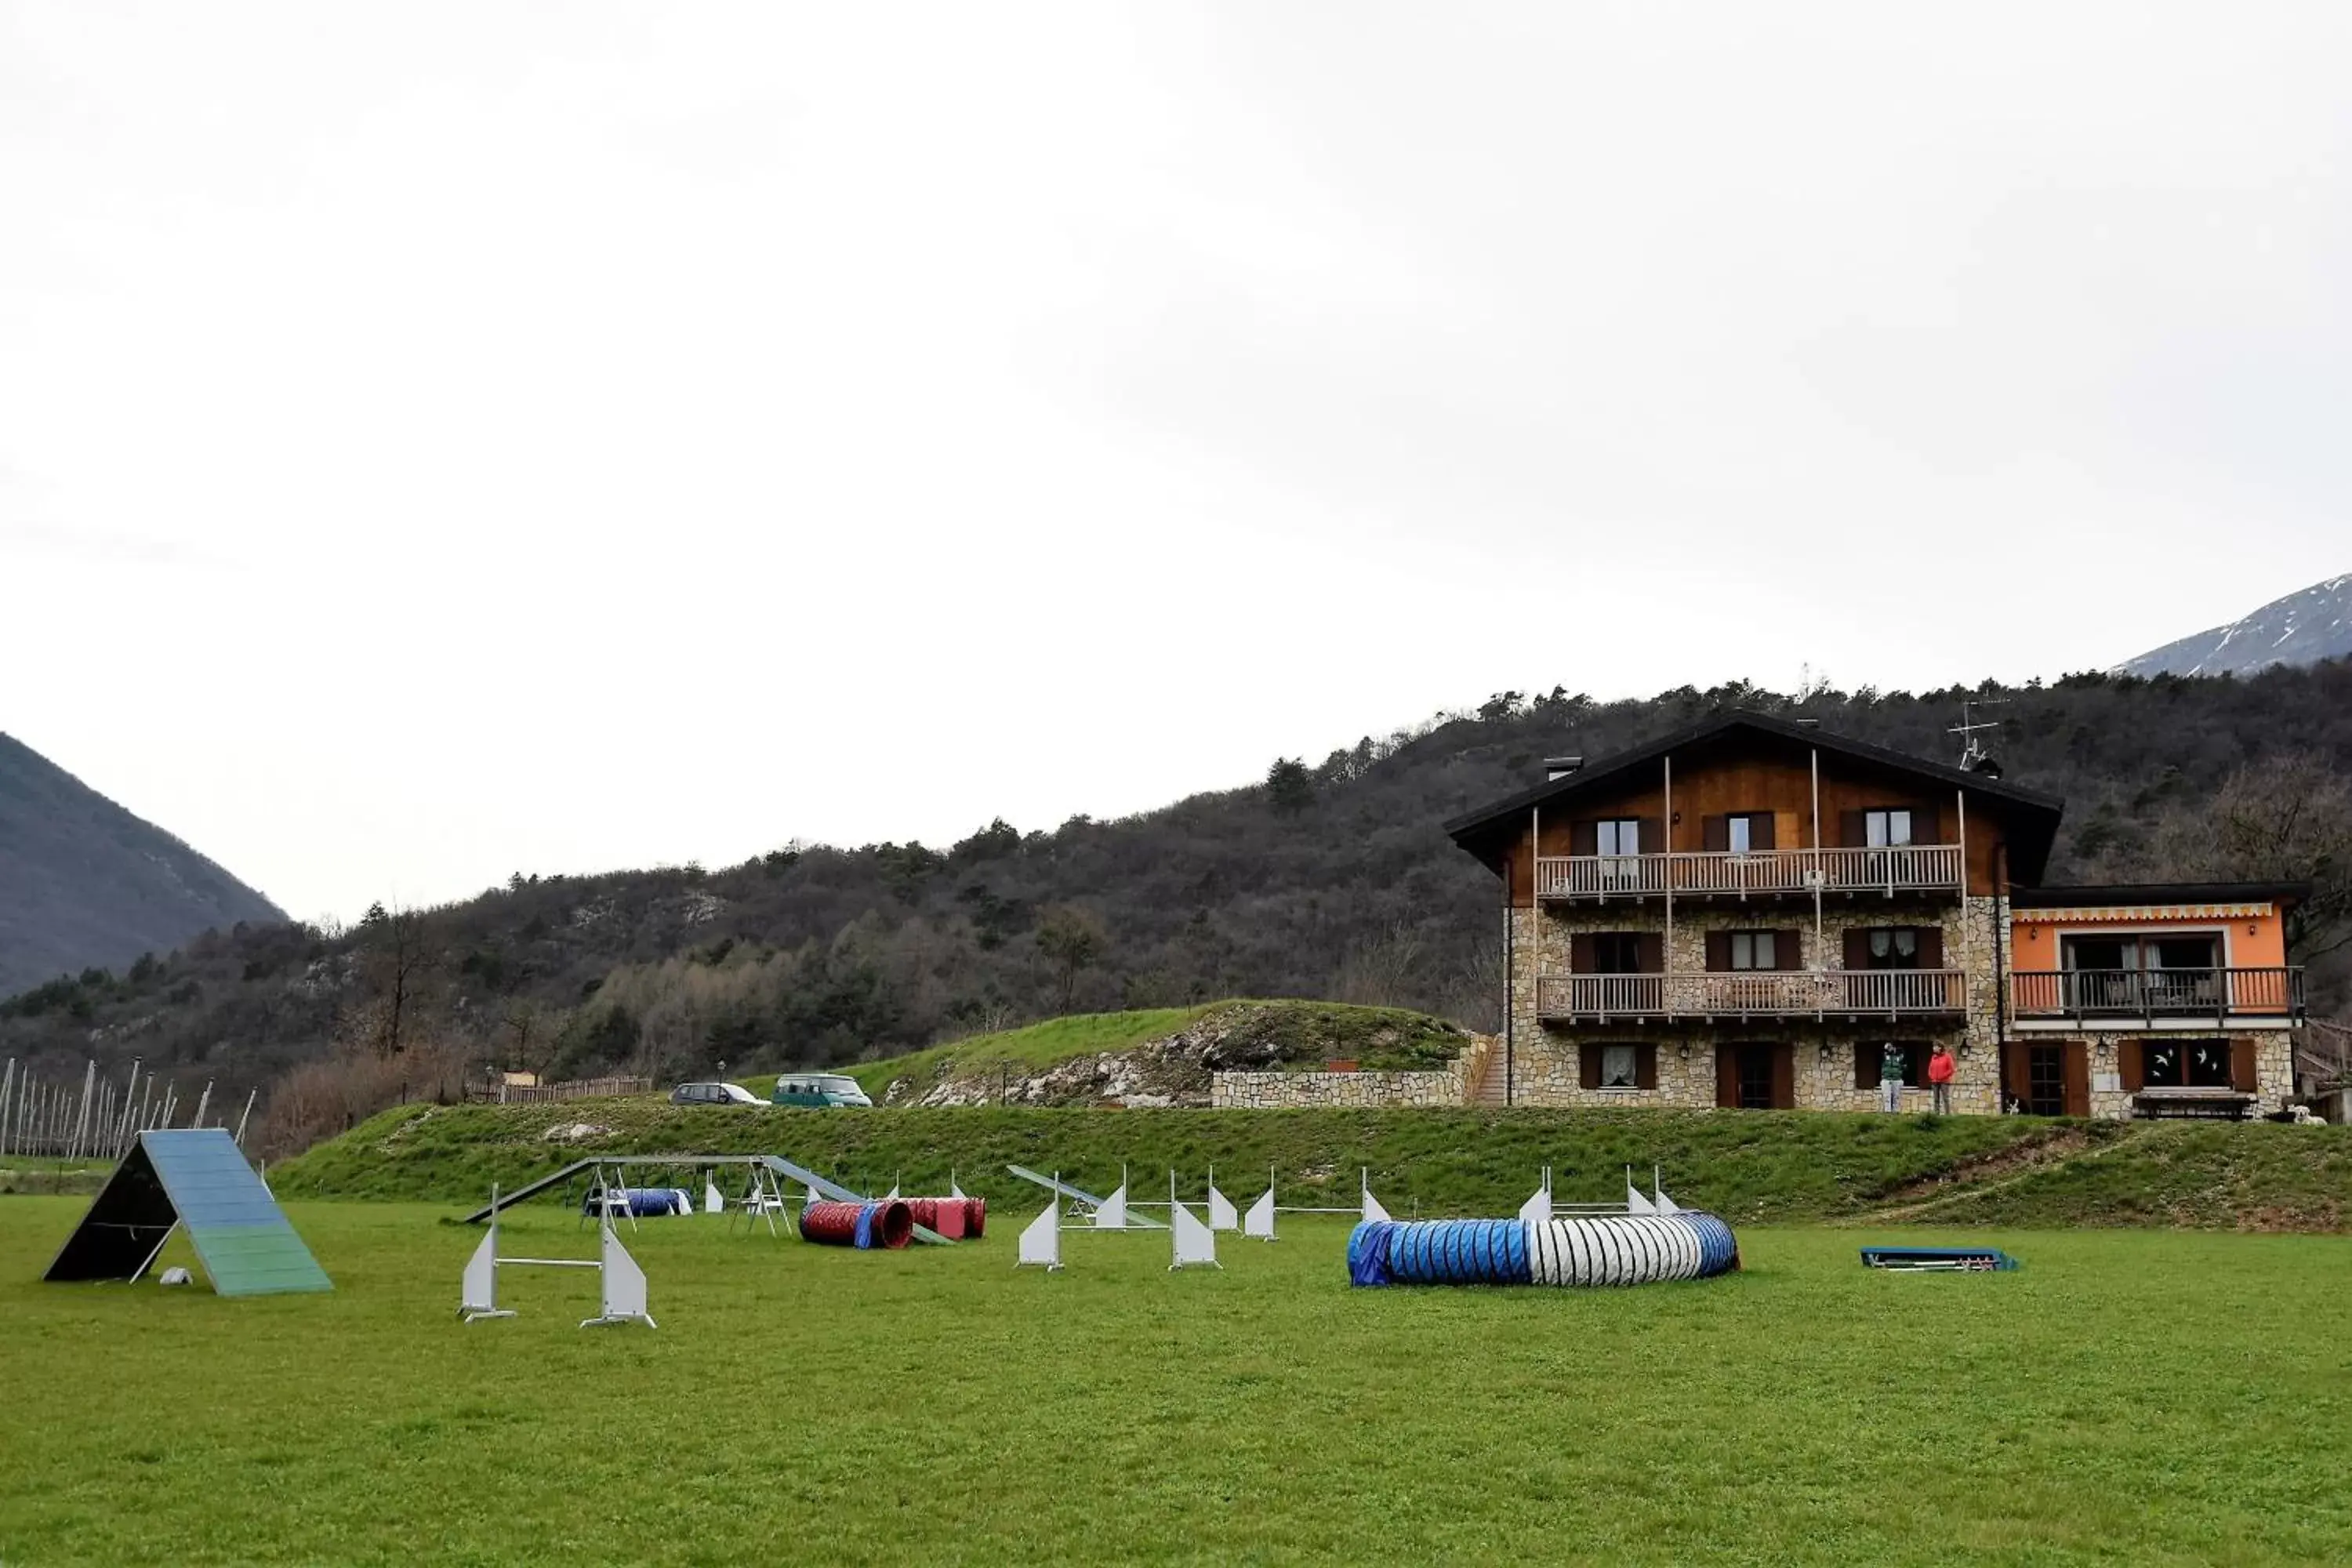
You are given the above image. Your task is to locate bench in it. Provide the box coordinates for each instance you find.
[2132,1090,2252,1122]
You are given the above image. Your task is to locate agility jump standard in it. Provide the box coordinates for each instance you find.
[461,1184,655,1328]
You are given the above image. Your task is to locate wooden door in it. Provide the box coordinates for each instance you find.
[1715,1044,1739,1109]
[2062,1040,2091,1117]
[2002,1042,2030,1112]
[1769,1044,1795,1109]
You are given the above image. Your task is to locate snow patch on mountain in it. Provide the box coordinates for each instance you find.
[2117,572,2352,678]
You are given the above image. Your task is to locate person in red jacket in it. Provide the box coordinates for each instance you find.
[1928,1044,1957,1114]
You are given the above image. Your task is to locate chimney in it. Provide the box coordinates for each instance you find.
[1545,756,1584,781]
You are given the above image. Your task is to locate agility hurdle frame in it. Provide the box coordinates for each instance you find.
[461,1183,655,1328]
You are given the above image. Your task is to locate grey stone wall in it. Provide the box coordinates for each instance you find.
[1503,895,2009,1113]
[1210,1069,1468,1109]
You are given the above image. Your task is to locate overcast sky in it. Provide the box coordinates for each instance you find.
[3,4,2347,924]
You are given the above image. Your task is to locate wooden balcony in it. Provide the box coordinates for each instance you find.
[1537,969,1965,1021]
[1534,845,1964,903]
[2009,967,2303,1028]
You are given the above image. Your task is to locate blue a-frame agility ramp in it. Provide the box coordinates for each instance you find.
[44,1128,332,1297]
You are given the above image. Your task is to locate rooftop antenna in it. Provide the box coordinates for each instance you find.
[1951,699,2008,777]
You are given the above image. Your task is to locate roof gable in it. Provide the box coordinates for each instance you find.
[1444,711,2063,880]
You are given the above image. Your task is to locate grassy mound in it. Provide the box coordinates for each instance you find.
[843,999,1471,1102]
[1896,1122,2352,1230]
[275,1101,2056,1218]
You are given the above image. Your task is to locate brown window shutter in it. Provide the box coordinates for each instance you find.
[1839,809,1867,848]
[1715,1045,1739,1108]
[1705,931,1731,971]
[1843,927,1870,969]
[1636,932,1664,975]
[1770,1044,1795,1109]
[2001,1042,2030,1108]
[1571,819,1598,855]
[2114,1039,2142,1093]
[1635,1043,1658,1090]
[1855,1043,1878,1090]
[1639,817,1665,855]
[2230,1039,2257,1094]
[1915,927,1944,969]
[1579,1042,1602,1091]
[1702,815,1729,851]
[1751,812,1777,851]
[1570,932,1595,971]
[1779,809,1804,849]
[1912,802,1941,843]
[1777,930,1803,971]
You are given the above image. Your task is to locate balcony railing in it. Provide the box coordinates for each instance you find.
[1537,969,1965,1019]
[2009,967,2304,1023]
[1534,845,1964,901]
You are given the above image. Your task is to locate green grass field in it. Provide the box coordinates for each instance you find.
[5,1196,2351,1565]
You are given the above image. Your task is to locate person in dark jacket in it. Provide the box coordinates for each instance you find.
[1880,1040,1907,1112]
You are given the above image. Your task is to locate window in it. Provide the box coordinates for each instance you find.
[1867,928,1919,970]
[2142,1040,2233,1088]
[1594,818,1641,857]
[1591,933,1644,974]
[1730,931,1777,971]
[1726,813,1774,853]
[1864,809,1914,848]
[2060,932,2225,1012]
[1856,1041,1933,1088]
[1581,1041,1655,1091]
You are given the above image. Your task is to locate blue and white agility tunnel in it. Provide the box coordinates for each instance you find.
[1349,1212,1739,1288]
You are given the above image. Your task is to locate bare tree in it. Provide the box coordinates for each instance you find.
[2147,753,2352,960]
[1033,905,1107,1013]
[1330,920,1428,1010]
[358,902,436,1056]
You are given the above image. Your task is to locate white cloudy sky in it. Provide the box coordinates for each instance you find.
[3,3,2347,924]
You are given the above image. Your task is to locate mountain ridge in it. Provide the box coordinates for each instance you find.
[0,731,286,995]
[2119,572,2352,677]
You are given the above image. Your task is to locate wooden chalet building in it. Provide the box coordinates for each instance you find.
[1444,713,2306,1118]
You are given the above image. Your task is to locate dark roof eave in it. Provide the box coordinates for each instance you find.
[1443,711,2064,845]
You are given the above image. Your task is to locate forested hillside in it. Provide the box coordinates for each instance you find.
[0,733,285,996]
[4,662,2348,1155]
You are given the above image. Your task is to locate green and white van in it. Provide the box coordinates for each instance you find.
[771,1073,873,1109]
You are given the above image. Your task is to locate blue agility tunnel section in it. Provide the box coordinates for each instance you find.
[1350,1212,1740,1289]
[1860,1245,2020,1272]
[1379,1219,1531,1286]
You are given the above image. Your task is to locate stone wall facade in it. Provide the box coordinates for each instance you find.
[2028,1029,2296,1119]
[1501,895,2009,1112]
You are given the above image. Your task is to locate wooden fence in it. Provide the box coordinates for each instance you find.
[466,1075,652,1105]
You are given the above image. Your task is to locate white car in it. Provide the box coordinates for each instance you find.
[670,1080,765,1107]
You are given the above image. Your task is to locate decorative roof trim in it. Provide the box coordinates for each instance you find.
[2013,902,2274,924]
